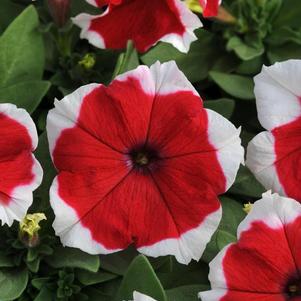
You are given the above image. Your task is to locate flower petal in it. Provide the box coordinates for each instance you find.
[0,104,42,226]
[133,291,157,301]
[199,0,222,18]
[73,0,202,53]
[254,60,301,131]
[200,192,301,300]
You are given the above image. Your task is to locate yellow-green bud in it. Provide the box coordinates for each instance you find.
[19,213,47,247]
[243,202,253,214]
[79,53,96,70]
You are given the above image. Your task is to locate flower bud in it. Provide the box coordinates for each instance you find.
[78,53,96,70]
[19,213,47,248]
[47,0,71,27]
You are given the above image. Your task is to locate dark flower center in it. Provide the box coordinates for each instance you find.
[285,275,301,299]
[128,145,160,170]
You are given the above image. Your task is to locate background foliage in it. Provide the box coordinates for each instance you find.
[0,0,300,300]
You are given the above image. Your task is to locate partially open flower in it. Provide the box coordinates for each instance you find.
[19,213,46,247]
[246,60,301,202]
[48,0,71,27]
[47,61,243,264]
[0,104,43,226]
[200,191,301,300]
[73,0,202,53]
[199,0,222,17]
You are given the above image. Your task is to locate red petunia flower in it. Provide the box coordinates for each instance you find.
[0,104,43,226]
[199,0,222,17]
[246,60,301,202]
[199,191,301,301]
[73,0,202,53]
[47,61,243,264]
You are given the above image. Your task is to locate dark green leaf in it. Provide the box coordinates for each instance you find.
[0,269,28,300]
[45,247,100,272]
[142,30,220,83]
[202,197,246,263]
[166,285,208,301]
[204,98,235,119]
[33,132,56,212]
[0,253,14,268]
[229,165,265,198]
[209,71,254,100]
[76,270,119,286]
[0,5,44,87]
[0,81,50,113]
[116,255,167,301]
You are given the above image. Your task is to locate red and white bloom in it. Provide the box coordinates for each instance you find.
[199,191,301,301]
[0,104,43,226]
[199,0,222,17]
[73,0,202,53]
[246,60,301,202]
[129,291,157,301]
[47,61,243,264]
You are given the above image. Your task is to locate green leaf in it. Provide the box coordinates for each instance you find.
[0,269,28,300]
[204,98,235,119]
[100,247,138,276]
[77,270,118,286]
[229,165,265,198]
[268,43,301,64]
[116,255,167,301]
[209,71,254,100]
[33,132,56,212]
[45,247,100,272]
[202,197,246,263]
[227,36,264,61]
[142,29,221,83]
[274,0,301,28]
[34,287,53,301]
[112,41,139,78]
[0,5,45,87]
[0,81,50,113]
[166,285,208,301]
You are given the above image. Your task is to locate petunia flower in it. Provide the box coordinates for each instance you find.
[246,60,301,202]
[0,104,43,226]
[128,291,157,301]
[199,191,301,301]
[73,0,202,53]
[47,61,243,264]
[199,0,222,17]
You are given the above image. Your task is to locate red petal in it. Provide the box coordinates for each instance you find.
[88,0,185,52]
[273,117,301,201]
[200,0,221,17]
[223,221,296,294]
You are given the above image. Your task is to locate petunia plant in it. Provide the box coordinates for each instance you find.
[0,0,301,300]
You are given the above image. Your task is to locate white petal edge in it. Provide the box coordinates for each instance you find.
[206,109,244,191]
[85,0,98,6]
[132,291,157,301]
[73,0,202,53]
[50,176,122,254]
[46,83,100,159]
[237,191,301,236]
[199,192,301,300]
[116,61,199,97]
[198,245,230,300]
[254,60,301,130]
[0,154,43,226]
[138,205,222,265]
[0,103,38,149]
[72,13,106,49]
[246,131,284,195]
[159,0,202,53]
